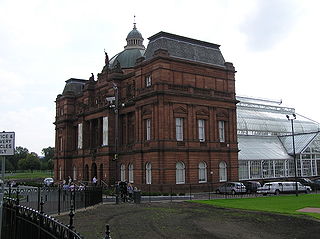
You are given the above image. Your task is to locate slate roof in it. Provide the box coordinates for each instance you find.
[62,78,87,95]
[144,32,226,67]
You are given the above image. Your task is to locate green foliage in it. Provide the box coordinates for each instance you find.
[6,146,29,171]
[197,194,320,219]
[40,146,54,170]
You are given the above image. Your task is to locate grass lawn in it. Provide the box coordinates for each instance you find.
[5,171,52,180]
[197,194,320,219]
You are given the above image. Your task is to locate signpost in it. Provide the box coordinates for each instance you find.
[0,131,15,239]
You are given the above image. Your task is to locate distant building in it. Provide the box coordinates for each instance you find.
[54,24,238,191]
[237,96,320,181]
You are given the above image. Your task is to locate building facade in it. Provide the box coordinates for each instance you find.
[54,25,238,191]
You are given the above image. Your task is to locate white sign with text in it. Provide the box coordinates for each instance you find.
[0,132,15,155]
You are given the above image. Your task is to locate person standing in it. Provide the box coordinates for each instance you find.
[92,176,97,186]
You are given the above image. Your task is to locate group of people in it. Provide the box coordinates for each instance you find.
[116,181,136,202]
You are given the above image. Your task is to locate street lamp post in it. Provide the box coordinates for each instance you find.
[286,114,298,196]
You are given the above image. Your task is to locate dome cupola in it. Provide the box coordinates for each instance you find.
[109,22,146,69]
[125,23,145,50]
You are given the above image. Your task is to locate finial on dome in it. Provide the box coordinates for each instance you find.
[133,15,136,29]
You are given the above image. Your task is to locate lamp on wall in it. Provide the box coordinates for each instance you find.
[286,113,298,196]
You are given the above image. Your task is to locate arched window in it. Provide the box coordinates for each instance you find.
[128,163,134,183]
[219,161,227,182]
[146,162,152,184]
[198,161,207,183]
[120,164,126,182]
[73,166,77,181]
[176,162,185,184]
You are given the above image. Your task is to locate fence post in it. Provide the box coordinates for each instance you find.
[104,224,112,239]
[40,197,44,214]
[37,187,41,211]
[9,184,11,198]
[170,186,173,203]
[149,184,151,203]
[189,184,192,201]
[58,185,61,215]
[68,203,75,239]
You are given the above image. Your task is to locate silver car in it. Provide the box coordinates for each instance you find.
[216,182,246,195]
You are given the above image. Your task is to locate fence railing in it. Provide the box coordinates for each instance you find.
[5,185,103,215]
[2,197,83,239]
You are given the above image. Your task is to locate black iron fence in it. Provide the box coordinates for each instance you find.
[105,181,318,204]
[5,185,103,215]
[2,197,82,239]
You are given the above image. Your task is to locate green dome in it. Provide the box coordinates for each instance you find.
[109,24,145,69]
[109,48,145,69]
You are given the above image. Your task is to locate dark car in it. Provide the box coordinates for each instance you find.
[243,181,261,193]
[311,179,320,190]
[298,178,320,190]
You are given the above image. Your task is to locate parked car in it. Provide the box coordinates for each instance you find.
[257,181,311,195]
[310,179,320,190]
[43,177,54,187]
[216,182,246,195]
[242,181,261,193]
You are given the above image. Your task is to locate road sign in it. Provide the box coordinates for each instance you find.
[0,131,15,155]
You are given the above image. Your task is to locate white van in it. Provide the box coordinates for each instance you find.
[257,181,312,195]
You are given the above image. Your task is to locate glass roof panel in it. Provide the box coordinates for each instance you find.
[238,135,292,160]
[279,132,318,155]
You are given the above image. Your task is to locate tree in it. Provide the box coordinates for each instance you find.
[41,146,54,170]
[17,153,40,172]
[7,146,29,171]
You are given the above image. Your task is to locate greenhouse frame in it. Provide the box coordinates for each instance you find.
[237,96,320,181]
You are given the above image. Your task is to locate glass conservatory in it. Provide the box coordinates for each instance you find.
[237,96,320,180]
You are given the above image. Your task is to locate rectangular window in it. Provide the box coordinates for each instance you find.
[198,119,205,142]
[218,121,225,142]
[78,123,83,149]
[176,118,184,141]
[102,117,108,146]
[145,75,152,87]
[146,119,151,140]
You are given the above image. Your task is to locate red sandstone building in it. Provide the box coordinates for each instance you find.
[54,24,238,191]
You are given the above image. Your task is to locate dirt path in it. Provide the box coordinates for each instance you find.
[56,201,320,239]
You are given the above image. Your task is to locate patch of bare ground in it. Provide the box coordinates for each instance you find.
[56,201,320,239]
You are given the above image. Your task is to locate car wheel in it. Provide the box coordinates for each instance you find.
[231,190,236,195]
[275,189,280,195]
[306,189,311,194]
[216,189,221,194]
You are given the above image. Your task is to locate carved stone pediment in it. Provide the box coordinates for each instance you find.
[173,106,187,114]
[196,108,209,116]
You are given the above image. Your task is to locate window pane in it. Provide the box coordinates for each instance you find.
[218,121,225,142]
[198,119,205,142]
[176,118,183,141]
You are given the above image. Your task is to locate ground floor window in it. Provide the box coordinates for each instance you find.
[176,162,185,184]
[128,163,134,183]
[219,161,227,182]
[146,162,152,184]
[120,164,126,182]
[198,161,207,183]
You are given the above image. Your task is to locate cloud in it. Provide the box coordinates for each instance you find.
[0,106,55,155]
[240,0,301,51]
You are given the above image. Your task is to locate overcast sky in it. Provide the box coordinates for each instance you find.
[1,0,319,155]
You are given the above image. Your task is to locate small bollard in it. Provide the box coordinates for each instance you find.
[68,204,75,230]
[40,197,44,214]
[115,195,119,204]
[104,224,112,239]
